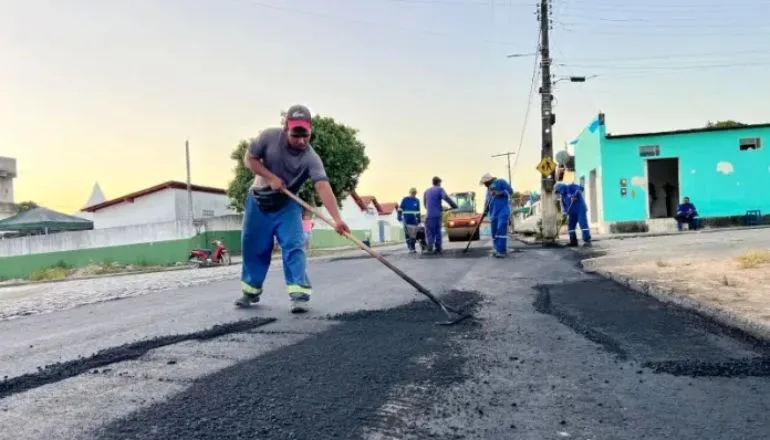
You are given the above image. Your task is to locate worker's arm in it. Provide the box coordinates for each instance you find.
[314,181,343,223]
[244,135,283,189]
[441,189,458,209]
[308,155,350,234]
[502,180,514,197]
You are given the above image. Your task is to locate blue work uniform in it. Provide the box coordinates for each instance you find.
[423,186,458,252]
[242,127,329,303]
[675,202,699,231]
[483,178,513,255]
[397,196,421,251]
[557,183,592,244]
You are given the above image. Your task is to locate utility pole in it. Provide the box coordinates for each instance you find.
[491,151,515,185]
[185,140,194,222]
[538,0,559,244]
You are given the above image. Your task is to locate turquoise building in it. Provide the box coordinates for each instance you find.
[571,113,770,232]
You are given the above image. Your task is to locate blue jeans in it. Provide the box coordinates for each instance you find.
[241,191,311,299]
[676,215,699,231]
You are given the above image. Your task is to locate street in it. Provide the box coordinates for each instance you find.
[1,239,770,439]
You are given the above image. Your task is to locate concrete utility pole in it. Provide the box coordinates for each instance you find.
[185,140,194,222]
[538,0,559,244]
[491,151,515,186]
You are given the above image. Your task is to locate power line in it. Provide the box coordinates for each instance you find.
[556,48,770,63]
[510,38,541,174]
[236,0,521,46]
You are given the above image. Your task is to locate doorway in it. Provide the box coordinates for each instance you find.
[588,169,598,223]
[646,158,679,219]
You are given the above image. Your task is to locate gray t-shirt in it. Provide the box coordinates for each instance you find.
[248,128,329,191]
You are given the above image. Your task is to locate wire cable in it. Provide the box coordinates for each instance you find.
[510,36,541,174]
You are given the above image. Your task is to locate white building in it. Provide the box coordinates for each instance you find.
[0,157,17,221]
[81,180,237,229]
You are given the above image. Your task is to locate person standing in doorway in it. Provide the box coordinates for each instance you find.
[423,176,458,254]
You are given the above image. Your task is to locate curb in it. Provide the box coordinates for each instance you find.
[0,244,406,290]
[582,263,770,343]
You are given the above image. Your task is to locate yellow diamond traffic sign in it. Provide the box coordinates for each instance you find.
[536,156,557,177]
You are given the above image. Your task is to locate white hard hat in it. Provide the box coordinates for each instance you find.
[479,173,495,185]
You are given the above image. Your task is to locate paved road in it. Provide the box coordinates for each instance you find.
[2,240,770,439]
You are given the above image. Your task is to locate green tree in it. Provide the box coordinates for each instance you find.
[15,201,38,212]
[226,115,371,213]
[706,120,746,129]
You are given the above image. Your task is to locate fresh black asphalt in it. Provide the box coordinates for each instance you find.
[5,243,770,439]
[92,290,482,440]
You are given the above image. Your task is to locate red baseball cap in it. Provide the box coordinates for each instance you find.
[285,104,312,132]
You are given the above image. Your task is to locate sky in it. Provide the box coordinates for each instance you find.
[2,0,770,213]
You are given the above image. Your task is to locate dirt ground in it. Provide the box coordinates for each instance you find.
[612,250,770,328]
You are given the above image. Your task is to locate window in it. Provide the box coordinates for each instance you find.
[639,145,660,157]
[202,209,214,217]
[739,137,761,151]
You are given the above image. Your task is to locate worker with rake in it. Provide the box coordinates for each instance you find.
[237,104,350,313]
[554,181,592,247]
[479,172,514,258]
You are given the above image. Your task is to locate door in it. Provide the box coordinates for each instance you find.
[589,169,598,223]
[378,221,385,243]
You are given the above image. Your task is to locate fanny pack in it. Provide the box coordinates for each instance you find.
[252,188,289,212]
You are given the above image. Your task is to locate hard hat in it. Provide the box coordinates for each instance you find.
[409,187,417,193]
[479,173,495,185]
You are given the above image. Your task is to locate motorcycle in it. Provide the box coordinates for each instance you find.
[188,240,232,268]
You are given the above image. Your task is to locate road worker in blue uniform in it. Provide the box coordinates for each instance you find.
[480,173,513,258]
[423,176,458,254]
[238,104,350,313]
[397,187,421,253]
[554,181,592,247]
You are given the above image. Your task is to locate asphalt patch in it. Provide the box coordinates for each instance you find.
[0,316,276,400]
[533,279,770,377]
[94,290,482,440]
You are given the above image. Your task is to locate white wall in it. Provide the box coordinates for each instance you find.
[92,189,177,229]
[172,189,236,220]
[313,196,375,231]
[0,220,196,258]
[92,188,236,229]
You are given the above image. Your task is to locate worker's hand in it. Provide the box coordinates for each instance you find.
[268,175,285,191]
[490,190,498,197]
[334,219,350,235]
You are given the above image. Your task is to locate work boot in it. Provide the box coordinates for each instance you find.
[582,242,593,248]
[567,241,579,247]
[493,251,506,258]
[234,293,261,308]
[289,292,310,314]
[409,249,417,254]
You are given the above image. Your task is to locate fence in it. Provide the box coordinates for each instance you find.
[0,214,405,281]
